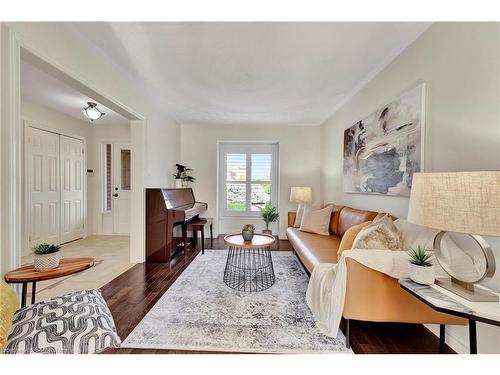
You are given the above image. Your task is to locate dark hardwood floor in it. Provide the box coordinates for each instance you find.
[101,235,454,354]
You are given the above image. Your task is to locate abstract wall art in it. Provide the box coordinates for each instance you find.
[343,83,425,197]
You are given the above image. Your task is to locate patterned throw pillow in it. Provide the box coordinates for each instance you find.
[352,216,403,251]
[4,289,121,354]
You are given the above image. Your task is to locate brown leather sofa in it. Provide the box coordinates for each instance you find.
[286,204,466,347]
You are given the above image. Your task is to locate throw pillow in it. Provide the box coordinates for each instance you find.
[293,201,323,227]
[352,216,403,250]
[393,218,439,250]
[337,221,372,261]
[4,289,121,354]
[298,205,334,236]
[0,279,19,353]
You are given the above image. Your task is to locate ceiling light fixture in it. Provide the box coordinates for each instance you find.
[82,102,105,121]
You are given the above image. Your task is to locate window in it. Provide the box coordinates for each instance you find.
[219,142,278,216]
[103,143,112,211]
[120,149,131,190]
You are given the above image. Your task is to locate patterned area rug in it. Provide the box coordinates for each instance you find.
[122,250,351,353]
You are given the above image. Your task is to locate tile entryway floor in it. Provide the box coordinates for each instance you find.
[21,235,134,303]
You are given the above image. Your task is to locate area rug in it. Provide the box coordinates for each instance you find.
[121,250,352,353]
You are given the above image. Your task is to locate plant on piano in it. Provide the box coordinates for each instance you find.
[258,203,279,234]
[173,163,196,183]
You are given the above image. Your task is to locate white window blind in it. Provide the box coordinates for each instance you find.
[219,142,278,216]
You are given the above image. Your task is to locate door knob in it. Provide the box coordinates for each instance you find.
[113,193,119,197]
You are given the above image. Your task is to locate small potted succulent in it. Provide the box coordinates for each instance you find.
[241,224,255,241]
[258,203,279,235]
[408,245,435,285]
[33,243,61,272]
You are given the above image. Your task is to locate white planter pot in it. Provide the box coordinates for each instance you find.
[409,263,435,285]
[34,252,61,272]
[175,179,183,188]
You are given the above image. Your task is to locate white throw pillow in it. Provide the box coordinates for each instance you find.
[393,218,440,250]
[352,216,403,251]
[294,201,323,228]
[298,205,333,236]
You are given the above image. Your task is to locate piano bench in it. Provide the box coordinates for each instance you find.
[186,218,213,253]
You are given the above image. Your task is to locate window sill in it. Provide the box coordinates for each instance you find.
[220,213,261,219]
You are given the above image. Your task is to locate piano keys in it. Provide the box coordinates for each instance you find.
[145,188,208,262]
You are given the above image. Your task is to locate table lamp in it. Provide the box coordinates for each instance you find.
[290,187,312,207]
[407,171,500,301]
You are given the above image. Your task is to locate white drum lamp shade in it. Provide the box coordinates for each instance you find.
[407,171,500,301]
[408,171,500,237]
[290,187,312,203]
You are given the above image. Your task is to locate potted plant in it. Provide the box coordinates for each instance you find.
[408,245,435,285]
[173,163,195,188]
[258,203,279,235]
[241,224,255,241]
[33,243,61,272]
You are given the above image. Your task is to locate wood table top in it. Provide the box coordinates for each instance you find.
[224,233,276,249]
[4,257,95,283]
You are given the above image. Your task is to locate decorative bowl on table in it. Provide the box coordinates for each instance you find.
[241,224,255,241]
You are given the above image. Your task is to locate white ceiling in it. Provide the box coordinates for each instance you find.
[66,22,431,126]
[21,60,129,126]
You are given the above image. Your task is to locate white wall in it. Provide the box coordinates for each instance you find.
[320,22,500,353]
[180,124,321,238]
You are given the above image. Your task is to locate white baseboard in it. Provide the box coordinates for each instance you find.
[425,324,469,354]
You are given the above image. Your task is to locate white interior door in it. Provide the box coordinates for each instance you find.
[27,127,60,247]
[112,142,131,234]
[60,135,85,243]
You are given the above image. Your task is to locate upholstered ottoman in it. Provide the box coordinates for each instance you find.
[1,285,120,354]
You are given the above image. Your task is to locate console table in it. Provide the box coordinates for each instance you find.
[399,278,500,354]
[4,257,95,307]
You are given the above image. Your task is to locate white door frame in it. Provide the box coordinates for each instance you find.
[1,26,146,278]
[23,121,88,254]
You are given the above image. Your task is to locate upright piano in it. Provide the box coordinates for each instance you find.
[145,188,208,262]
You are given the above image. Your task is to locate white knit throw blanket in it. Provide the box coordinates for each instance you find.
[305,249,412,338]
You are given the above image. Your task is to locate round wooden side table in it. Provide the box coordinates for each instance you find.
[223,233,276,292]
[4,257,95,307]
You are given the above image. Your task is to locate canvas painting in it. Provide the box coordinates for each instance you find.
[343,83,425,197]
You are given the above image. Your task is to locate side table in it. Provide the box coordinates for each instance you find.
[4,257,95,307]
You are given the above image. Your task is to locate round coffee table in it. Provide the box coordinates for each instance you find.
[223,233,276,292]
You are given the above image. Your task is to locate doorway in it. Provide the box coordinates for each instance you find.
[18,51,137,300]
[1,31,146,280]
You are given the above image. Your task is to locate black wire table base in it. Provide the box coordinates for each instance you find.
[223,245,276,292]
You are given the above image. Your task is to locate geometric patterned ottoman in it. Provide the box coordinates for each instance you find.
[4,289,121,354]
